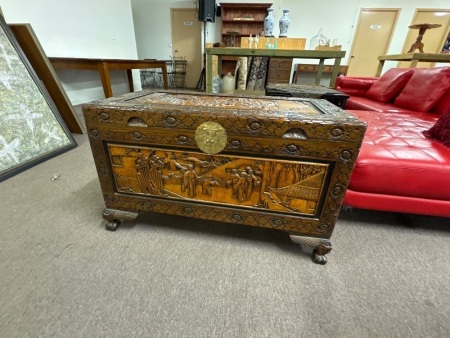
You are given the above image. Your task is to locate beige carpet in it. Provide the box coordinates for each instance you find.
[1,133,449,338]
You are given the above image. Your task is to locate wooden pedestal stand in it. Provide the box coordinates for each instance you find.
[406,23,442,53]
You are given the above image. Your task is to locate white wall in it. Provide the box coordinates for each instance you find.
[131,0,195,60]
[1,0,140,105]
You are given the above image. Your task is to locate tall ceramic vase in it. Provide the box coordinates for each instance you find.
[264,8,275,37]
[279,9,291,37]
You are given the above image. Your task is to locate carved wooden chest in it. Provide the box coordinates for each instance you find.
[82,90,366,264]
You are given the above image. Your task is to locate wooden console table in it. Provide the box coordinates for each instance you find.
[205,48,346,93]
[49,57,169,98]
[376,53,450,76]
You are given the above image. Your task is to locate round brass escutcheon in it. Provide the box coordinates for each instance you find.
[195,121,227,155]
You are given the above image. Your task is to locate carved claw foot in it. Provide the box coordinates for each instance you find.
[102,208,139,232]
[105,220,121,231]
[289,235,332,265]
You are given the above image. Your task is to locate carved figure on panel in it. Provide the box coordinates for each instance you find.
[163,151,186,171]
[183,164,199,198]
[202,175,220,196]
[245,167,260,200]
[148,152,164,195]
[227,169,241,197]
[236,172,248,202]
[135,152,150,194]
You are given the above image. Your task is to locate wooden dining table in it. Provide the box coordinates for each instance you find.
[49,57,169,98]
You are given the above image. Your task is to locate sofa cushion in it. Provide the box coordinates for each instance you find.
[366,68,414,103]
[394,67,450,112]
[345,97,417,113]
[431,87,450,115]
[348,110,450,201]
[423,110,450,147]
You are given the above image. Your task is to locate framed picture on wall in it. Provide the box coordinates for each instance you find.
[0,14,77,182]
[9,23,84,134]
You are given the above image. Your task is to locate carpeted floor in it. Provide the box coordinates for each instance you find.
[1,130,449,337]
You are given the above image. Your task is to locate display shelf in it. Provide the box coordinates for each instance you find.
[218,3,273,76]
[220,2,273,47]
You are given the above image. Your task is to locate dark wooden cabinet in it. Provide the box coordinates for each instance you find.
[220,2,272,47]
[267,58,293,83]
[219,3,272,76]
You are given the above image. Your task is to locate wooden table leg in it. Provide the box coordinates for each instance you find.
[329,57,342,88]
[376,60,385,77]
[98,62,113,98]
[316,59,325,85]
[206,53,213,93]
[410,60,419,68]
[161,64,169,89]
[126,69,134,92]
[293,64,299,84]
[218,56,222,81]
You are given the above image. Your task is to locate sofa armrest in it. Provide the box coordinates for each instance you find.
[335,76,379,97]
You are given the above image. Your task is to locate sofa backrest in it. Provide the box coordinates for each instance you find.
[393,67,450,113]
[431,87,450,115]
[335,76,378,97]
[336,67,450,113]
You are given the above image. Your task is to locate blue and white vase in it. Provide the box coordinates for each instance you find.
[264,8,275,37]
[279,9,291,37]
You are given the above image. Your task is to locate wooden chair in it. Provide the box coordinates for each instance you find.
[170,56,187,88]
[140,69,158,87]
[156,59,173,87]
[141,59,159,87]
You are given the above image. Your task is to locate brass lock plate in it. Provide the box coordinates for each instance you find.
[195,121,227,155]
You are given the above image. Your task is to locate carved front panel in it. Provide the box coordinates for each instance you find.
[108,144,330,217]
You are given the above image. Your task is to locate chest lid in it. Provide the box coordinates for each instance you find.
[82,90,364,138]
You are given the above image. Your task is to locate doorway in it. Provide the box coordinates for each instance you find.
[347,8,400,76]
[171,9,202,89]
[398,9,450,68]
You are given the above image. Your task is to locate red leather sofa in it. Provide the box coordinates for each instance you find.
[335,67,450,218]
